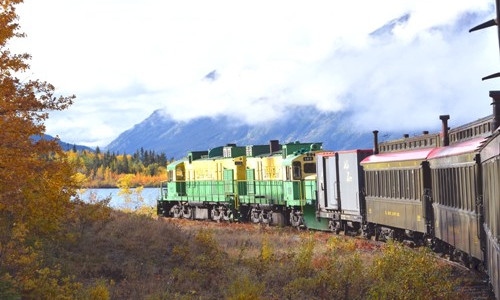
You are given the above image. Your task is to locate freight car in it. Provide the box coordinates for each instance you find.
[315,150,372,234]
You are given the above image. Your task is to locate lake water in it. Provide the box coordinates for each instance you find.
[78,187,160,210]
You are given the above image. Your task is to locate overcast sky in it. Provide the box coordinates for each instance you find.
[11,0,500,147]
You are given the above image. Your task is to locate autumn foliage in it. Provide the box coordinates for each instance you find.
[0,0,80,297]
[0,1,488,299]
[67,148,169,188]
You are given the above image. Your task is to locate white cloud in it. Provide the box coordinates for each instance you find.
[11,0,498,146]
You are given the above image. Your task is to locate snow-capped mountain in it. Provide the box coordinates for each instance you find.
[105,106,406,159]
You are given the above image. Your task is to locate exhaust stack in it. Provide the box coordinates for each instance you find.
[269,140,280,153]
[373,130,379,154]
[439,115,450,146]
[490,91,500,132]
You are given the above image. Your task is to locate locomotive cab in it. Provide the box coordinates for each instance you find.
[282,150,319,206]
[160,158,188,202]
[281,142,323,228]
[157,159,187,216]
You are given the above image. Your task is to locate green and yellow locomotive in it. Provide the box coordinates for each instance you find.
[157,140,324,226]
[158,144,246,221]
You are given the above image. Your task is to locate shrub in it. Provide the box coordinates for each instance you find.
[226,275,264,300]
[367,241,458,300]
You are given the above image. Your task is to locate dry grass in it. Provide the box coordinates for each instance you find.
[32,204,494,299]
[162,218,494,300]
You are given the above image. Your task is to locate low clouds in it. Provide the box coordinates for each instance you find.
[14,0,498,146]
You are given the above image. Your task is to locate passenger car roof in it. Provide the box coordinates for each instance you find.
[427,137,486,159]
[361,148,435,164]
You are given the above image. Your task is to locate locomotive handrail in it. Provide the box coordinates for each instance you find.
[289,179,317,212]
[159,180,168,200]
[236,179,284,204]
[162,180,227,202]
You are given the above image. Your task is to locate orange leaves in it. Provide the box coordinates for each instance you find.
[0,1,82,297]
[67,150,167,188]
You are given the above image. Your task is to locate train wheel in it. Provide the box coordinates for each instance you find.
[386,229,395,242]
[474,260,485,272]
[361,224,372,239]
[181,206,192,219]
[271,212,285,227]
[250,208,260,224]
[289,211,303,228]
[211,207,221,222]
[328,220,335,232]
[374,227,381,241]
[171,205,182,218]
[260,210,272,225]
[328,220,341,234]
[221,208,233,222]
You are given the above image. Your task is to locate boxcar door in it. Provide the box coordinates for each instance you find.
[317,155,327,209]
[338,152,361,215]
[325,155,339,210]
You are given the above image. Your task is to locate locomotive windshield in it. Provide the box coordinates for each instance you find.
[175,168,185,181]
[292,162,301,180]
[304,163,316,174]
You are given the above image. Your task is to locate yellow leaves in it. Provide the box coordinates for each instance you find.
[0,0,76,236]
[132,205,155,217]
[326,235,356,254]
[11,222,27,242]
[226,275,265,300]
[0,1,82,297]
[116,174,155,216]
[259,236,273,262]
[86,280,110,300]
[294,236,316,275]
[0,235,84,299]
[20,266,82,300]
[117,174,134,195]
[368,241,457,299]
[71,172,88,188]
[65,149,168,188]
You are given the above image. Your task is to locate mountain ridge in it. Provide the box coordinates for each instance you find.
[105,106,408,159]
[32,134,94,152]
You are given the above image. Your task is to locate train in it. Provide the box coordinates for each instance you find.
[157,6,500,299]
[157,103,500,297]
